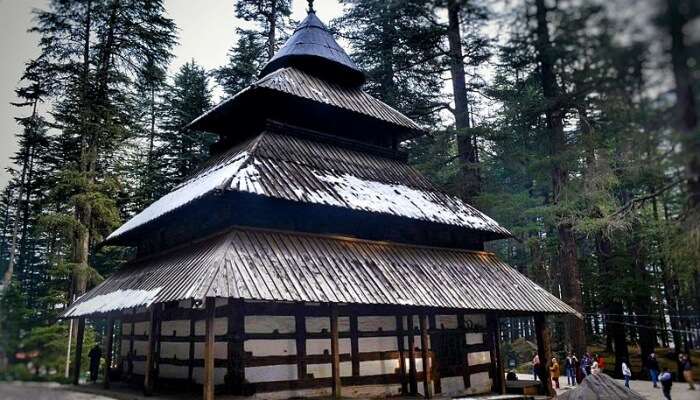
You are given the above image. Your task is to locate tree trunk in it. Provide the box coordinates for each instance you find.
[447,0,480,201]
[267,0,277,60]
[534,0,586,357]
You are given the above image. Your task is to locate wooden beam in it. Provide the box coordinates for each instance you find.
[72,317,85,385]
[407,314,418,395]
[487,314,505,394]
[419,313,432,399]
[396,315,408,395]
[144,306,158,396]
[104,316,114,389]
[330,304,341,399]
[534,314,554,396]
[229,298,245,394]
[203,298,216,400]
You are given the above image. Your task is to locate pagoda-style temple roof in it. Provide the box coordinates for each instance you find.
[67,227,577,318]
[189,67,421,138]
[105,127,510,244]
[259,10,365,86]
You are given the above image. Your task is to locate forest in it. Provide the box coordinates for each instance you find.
[0,0,698,382]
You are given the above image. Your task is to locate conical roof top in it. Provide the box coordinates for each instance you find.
[259,9,365,86]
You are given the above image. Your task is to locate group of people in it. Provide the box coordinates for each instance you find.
[531,350,695,398]
[645,352,695,400]
[533,352,605,389]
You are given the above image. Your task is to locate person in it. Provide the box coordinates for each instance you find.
[622,359,632,388]
[506,370,518,381]
[565,353,576,386]
[660,368,673,399]
[88,344,102,383]
[574,354,583,384]
[533,354,540,381]
[585,352,593,376]
[681,353,696,390]
[550,357,561,389]
[597,353,606,372]
[580,353,590,378]
[648,352,660,388]
[591,358,600,375]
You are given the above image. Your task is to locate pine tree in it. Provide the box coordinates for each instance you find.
[30,0,177,303]
[214,0,293,98]
[335,0,445,126]
[160,61,214,191]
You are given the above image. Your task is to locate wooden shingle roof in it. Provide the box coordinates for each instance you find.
[105,129,510,243]
[66,227,578,318]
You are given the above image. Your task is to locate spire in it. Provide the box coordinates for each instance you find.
[258,7,365,86]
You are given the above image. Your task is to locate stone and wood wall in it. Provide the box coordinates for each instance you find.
[114,299,503,399]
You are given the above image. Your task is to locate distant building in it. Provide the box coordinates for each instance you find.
[62,7,576,400]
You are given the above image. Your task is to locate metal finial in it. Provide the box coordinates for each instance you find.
[307,0,315,13]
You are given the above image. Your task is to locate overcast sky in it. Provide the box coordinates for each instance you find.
[0,0,344,189]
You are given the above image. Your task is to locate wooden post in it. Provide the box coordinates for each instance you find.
[458,314,470,389]
[487,314,505,394]
[534,314,554,396]
[128,308,136,378]
[104,316,114,389]
[72,317,86,385]
[396,315,408,395]
[203,298,216,400]
[330,304,341,399]
[407,314,418,395]
[144,306,158,396]
[350,313,360,377]
[228,298,245,394]
[295,304,307,382]
[419,313,432,399]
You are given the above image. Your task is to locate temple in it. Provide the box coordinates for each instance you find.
[62,6,577,400]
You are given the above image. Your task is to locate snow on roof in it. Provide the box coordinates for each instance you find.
[63,287,162,317]
[106,132,510,243]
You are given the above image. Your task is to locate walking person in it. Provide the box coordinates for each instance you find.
[681,353,696,390]
[550,357,561,389]
[533,354,540,381]
[622,359,632,388]
[580,353,590,379]
[648,352,660,388]
[565,353,576,386]
[660,368,673,400]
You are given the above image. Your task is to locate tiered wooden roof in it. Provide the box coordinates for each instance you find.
[67,227,577,318]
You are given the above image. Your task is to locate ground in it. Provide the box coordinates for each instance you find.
[0,381,117,400]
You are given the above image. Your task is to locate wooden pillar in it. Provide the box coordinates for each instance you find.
[458,314,471,389]
[295,304,307,382]
[419,313,432,399]
[396,315,408,395]
[534,314,554,396]
[407,314,418,395]
[104,316,114,389]
[203,298,216,400]
[428,314,441,394]
[188,308,196,387]
[72,317,86,385]
[487,314,505,394]
[143,305,158,396]
[330,304,341,399]
[128,308,136,378]
[350,313,360,377]
[228,298,245,394]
